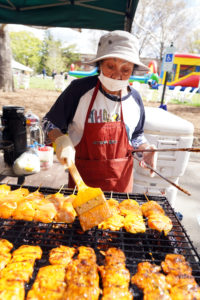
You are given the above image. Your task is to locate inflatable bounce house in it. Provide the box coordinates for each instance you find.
[68,54,200,92]
[159,53,200,90]
[68,60,159,85]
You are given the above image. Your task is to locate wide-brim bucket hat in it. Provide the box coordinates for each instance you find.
[85,30,149,72]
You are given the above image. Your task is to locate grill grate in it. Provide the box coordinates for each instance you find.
[1,184,200,299]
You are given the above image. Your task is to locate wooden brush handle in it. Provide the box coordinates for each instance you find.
[67,162,87,190]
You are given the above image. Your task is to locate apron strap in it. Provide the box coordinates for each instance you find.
[120,90,124,122]
[85,80,100,125]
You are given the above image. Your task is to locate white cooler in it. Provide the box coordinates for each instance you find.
[133,107,194,207]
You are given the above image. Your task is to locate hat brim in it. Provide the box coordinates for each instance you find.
[84,53,149,72]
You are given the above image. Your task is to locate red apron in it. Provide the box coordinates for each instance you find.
[69,81,134,192]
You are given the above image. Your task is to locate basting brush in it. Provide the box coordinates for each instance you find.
[66,162,112,231]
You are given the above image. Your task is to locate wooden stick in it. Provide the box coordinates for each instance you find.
[58,184,65,193]
[132,147,200,153]
[134,156,191,196]
[144,193,150,202]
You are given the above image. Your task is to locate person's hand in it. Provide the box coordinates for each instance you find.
[55,135,75,167]
[139,144,157,177]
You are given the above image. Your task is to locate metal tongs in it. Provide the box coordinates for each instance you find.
[132,147,200,153]
[133,146,197,196]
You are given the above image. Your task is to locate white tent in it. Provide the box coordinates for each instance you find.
[12,59,33,72]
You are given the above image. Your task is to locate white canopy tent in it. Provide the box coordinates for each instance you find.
[12,59,33,73]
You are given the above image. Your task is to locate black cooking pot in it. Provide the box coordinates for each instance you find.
[1,106,27,165]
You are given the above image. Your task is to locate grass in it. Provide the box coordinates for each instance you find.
[30,76,56,90]
[169,94,200,107]
[14,75,69,91]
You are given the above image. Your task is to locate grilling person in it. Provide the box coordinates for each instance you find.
[42,30,156,193]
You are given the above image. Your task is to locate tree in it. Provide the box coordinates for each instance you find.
[0,24,13,92]
[186,29,200,54]
[61,45,80,71]
[41,30,66,75]
[9,31,43,73]
[40,30,81,75]
[132,0,190,60]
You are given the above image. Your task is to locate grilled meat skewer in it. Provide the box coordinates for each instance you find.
[119,199,146,234]
[99,247,133,300]
[141,201,173,235]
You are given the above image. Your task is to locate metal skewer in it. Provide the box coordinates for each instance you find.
[134,155,191,196]
[132,147,200,153]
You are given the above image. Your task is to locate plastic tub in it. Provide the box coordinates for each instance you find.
[38,146,54,170]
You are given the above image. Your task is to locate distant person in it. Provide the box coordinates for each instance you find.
[52,70,57,80]
[42,68,46,79]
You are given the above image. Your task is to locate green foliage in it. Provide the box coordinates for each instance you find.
[61,44,80,70]
[10,31,43,72]
[41,30,65,75]
[10,29,81,76]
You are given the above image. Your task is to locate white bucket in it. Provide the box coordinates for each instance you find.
[38,146,54,170]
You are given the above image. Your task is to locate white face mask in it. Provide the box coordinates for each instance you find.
[98,71,129,92]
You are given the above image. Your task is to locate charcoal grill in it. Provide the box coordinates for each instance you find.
[1,184,200,299]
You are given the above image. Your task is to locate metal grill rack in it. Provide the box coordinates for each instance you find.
[1,184,200,299]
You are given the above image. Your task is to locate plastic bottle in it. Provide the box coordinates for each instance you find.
[25,110,41,146]
[30,121,44,145]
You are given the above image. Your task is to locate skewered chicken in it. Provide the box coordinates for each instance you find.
[64,246,100,300]
[13,199,35,221]
[0,245,42,283]
[119,199,141,216]
[141,201,173,235]
[0,187,29,218]
[98,198,124,231]
[170,278,200,299]
[0,239,13,271]
[0,188,40,220]
[0,278,25,300]
[119,199,146,234]
[55,200,77,223]
[161,254,192,277]
[99,247,133,300]
[141,200,165,217]
[0,185,77,224]
[0,261,34,282]
[45,192,66,210]
[1,244,43,299]
[161,254,200,299]
[0,239,13,253]
[148,213,173,236]
[27,265,66,300]
[34,198,57,223]
[131,261,171,299]
[49,245,76,266]
[0,252,11,271]
[0,184,11,194]
[11,245,42,263]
